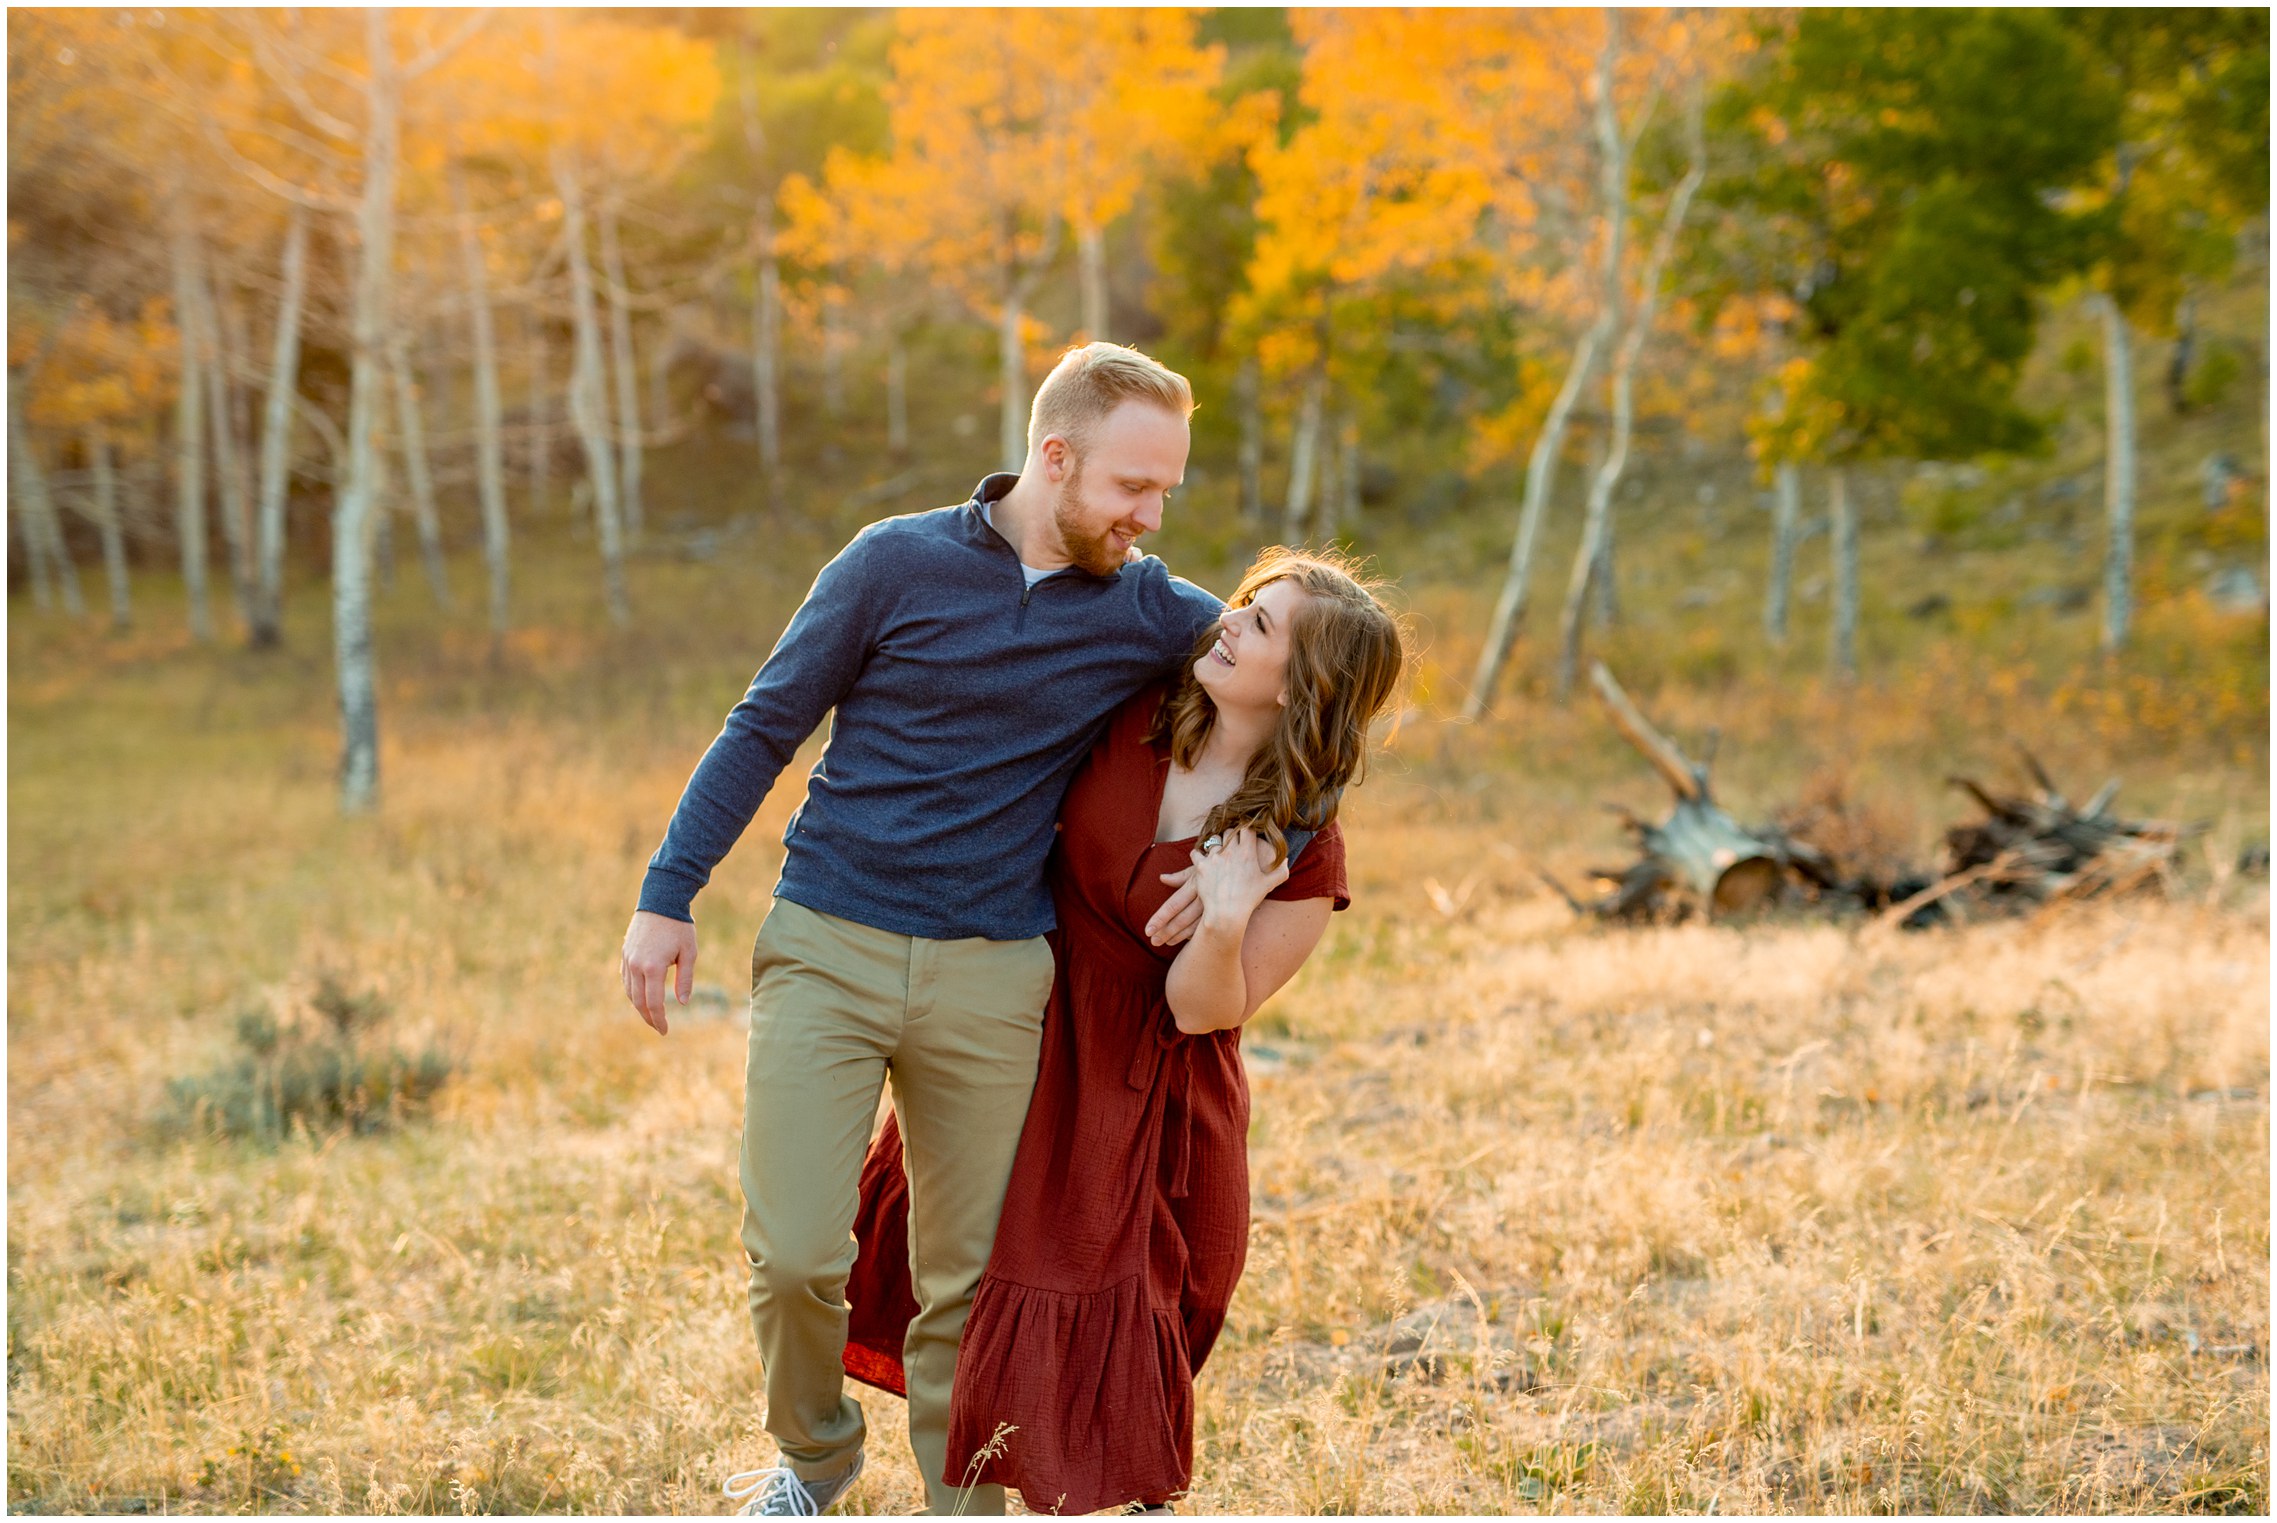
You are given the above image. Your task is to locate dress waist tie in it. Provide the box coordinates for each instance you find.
[1163,1030,1196,1201]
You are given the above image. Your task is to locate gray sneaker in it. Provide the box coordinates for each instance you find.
[723,1453,865,1516]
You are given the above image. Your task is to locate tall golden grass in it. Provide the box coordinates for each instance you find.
[7,525,2266,1514]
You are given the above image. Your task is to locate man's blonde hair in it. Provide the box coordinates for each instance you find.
[1027,342,1194,458]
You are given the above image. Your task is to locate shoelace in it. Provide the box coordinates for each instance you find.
[723,1467,818,1517]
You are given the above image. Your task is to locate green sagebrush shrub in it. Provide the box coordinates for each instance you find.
[164,975,457,1142]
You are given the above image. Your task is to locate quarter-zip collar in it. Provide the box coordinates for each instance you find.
[961,473,1123,589]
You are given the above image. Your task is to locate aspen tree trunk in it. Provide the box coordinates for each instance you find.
[251,204,308,649]
[1828,465,1858,684]
[1236,355,1264,529]
[204,275,255,624]
[10,409,55,610]
[1464,320,1606,718]
[886,333,909,457]
[1313,402,1339,538]
[204,340,252,623]
[598,195,643,538]
[1468,21,1665,719]
[1329,409,1347,534]
[452,168,511,638]
[1764,459,1799,644]
[168,198,213,641]
[14,502,54,610]
[999,291,1028,473]
[387,333,450,608]
[8,376,80,614]
[1553,78,1705,700]
[373,457,395,592]
[333,8,403,813]
[554,145,629,624]
[86,428,131,628]
[996,215,1061,474]
[648,331,671,446]
[737,64,782,501]
[1590,443,1618,630]
[1549,15,1635,702]
[1282,372,1325,542]
[2165,291,2196,415]
[1078,222,1108,340]
[822,287,845,423]
[527,309,552,514]
[755,250,782,490]
[2096,292,2136,653]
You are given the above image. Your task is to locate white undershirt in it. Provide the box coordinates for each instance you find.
[982,501,1056,587]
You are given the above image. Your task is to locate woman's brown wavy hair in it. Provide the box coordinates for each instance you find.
[1145,546,1408,865]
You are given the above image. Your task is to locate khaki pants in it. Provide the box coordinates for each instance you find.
[741,897,1053,1515]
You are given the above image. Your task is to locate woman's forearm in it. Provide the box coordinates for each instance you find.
[1165,915,1251,1034]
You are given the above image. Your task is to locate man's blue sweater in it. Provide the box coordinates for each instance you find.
[638,474,1222,940]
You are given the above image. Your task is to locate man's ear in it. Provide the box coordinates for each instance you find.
[1039,434,1072,482]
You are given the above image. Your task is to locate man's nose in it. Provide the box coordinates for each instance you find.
[1135,497,1164,534]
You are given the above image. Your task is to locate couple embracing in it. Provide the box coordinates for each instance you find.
[620,344,1405,1516]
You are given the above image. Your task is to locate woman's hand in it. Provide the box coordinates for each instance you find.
[1186,826,1290,935]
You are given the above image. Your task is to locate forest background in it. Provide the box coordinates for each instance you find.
[8,7,2270,1515]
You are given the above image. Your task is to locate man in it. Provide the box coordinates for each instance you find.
[620,343,1219,1516]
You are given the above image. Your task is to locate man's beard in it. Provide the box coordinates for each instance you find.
[1051,457,1126,577]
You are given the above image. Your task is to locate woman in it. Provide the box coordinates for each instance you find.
[837,546,1406,1514]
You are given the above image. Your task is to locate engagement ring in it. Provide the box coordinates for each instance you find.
[1201,834,1224,854]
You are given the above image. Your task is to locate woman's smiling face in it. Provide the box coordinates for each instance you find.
[1193,577,1310,713]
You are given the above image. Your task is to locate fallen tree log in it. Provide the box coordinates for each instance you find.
[1548,671,2187,930]
[1549,663,1835,922]
[1941,748,2197,912]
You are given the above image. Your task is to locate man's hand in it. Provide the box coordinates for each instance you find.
[1146,867,1203,947]
[622,910,697,1035]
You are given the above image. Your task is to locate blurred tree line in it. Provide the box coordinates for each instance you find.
[6,7,2267,811]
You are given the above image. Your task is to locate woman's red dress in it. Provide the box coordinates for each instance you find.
[837,685,1348,1514]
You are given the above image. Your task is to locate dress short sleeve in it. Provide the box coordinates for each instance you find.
[1270,819,1349,912]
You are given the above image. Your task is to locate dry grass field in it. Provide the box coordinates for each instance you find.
[7,520,2268,1515]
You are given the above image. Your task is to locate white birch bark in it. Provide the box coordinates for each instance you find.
[554,144,629,624]
[1829,465,1858,683]
[452,167,511,638]
[387,331,450,608]
[1590,440,1618,630]
[204,275,256,624]
[1463,321,1606,719]
[251,203,308,649]
[1281,372,1325,542]
[1236,354,1264,528]
[997,215,1061,474]
[1078,221,1108,340]
[168,196,213,641]
[527,307,552,513]
[1554,66,1705,699]
[1765,459,1799,644]
[755,249,782,487]
[86,427,131,628]
[332,8,403,813]
[372,453,395,591]
[598,194,643,538]
[11,432,54,610]
[2096,292,2136,653]
[8,377,81,615]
